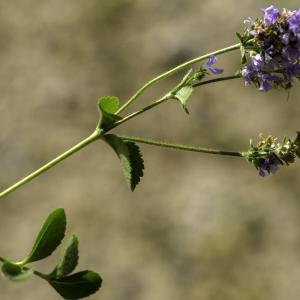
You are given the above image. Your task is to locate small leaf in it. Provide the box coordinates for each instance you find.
[1,261,34,282]
[240,45,247,64]
[53,234,79,278]
[104,134,144,191]
[236,32,242,42]
[98,96,122,129]
[22,208,67,264]
[49,270,102,299]
[174,86,193,113]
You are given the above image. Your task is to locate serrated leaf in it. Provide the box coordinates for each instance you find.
[1,261,34,282]
[98,96,122,129]
[49,270,102,299]
[53,235,79,279]
[22,208,66,264]
[174,86,193,113]
[104,134,144,191]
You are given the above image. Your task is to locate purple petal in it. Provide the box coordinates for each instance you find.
[259,169,266,177]
[262,5,281,26]
[251,54,265,70]
[288,8,300,33]
[259,80,271,92]
[208,67,224,75]
[205,56,217,67]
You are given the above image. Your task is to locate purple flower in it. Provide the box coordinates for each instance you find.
[263,5,281,26]
[285,63,300,78]
[288,8,300,34]
[258,156,281,177]
[205,56,224,75]
[241,65,254,86]
[251,54,265,70]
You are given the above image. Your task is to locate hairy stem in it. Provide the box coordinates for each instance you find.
[192,74,242,88]
[0,129,102,199]
[116,43,241,114]
[120,135,244,157]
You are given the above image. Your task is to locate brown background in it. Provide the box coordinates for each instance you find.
[1,0,300,299]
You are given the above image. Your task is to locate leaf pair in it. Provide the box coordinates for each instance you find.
[1,208,102,299]
[98,96,145,191]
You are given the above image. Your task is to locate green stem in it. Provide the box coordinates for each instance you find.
[111,73,241,130]
[0,129,102,199]
[192,74,242,88]
[109,94,171,130]
[0,46,242,200]
[120,135,244,157]
[116,43,241,114]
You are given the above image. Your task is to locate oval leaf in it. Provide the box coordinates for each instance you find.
[49,270,102,299]
[104,134,144,191]
[53,234,79,278]
[98,96,122,129]
[22,208,67,264]
[1,261,34,282]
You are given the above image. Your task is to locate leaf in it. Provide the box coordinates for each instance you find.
[1,261,34,282]
[98,96,122,129]
[49,270,102,299]
[53,234,79,278]
[173,86,193,113]
[294,132,300,158]
[104,134,144,191]
[236,32,243,42]
[22,208,67,264]
[240,45,247,64]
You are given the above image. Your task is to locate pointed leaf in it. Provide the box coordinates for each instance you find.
[1,261,34,282]
[126,141,144,190]
[49,270,102,299]
[22,208,66,264]
[174,86,193,113]
[236,32,243,42]
[98,96,122,129]
[104,134,144,191]
[53,234,79,278]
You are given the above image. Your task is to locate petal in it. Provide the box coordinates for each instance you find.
[259,169,266,177]
[206,56,217,67]
[208,67,224,75]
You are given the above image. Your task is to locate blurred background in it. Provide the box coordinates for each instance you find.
[0,0,300,299]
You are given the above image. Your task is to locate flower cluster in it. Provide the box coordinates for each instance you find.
[241,6,300,91]
[245,133,300,177]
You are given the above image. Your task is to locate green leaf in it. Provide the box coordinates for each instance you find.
[53,234,79,278]
[1,261,34,282]
[240,45,247,64]
[49,270,102,299]
[104,134,144,191]
[98,96,122,129]
[22,208,67,264]
[174,86,193,113]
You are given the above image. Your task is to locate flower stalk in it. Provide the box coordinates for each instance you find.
[0,44,242,199]
[120,136,244,157]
